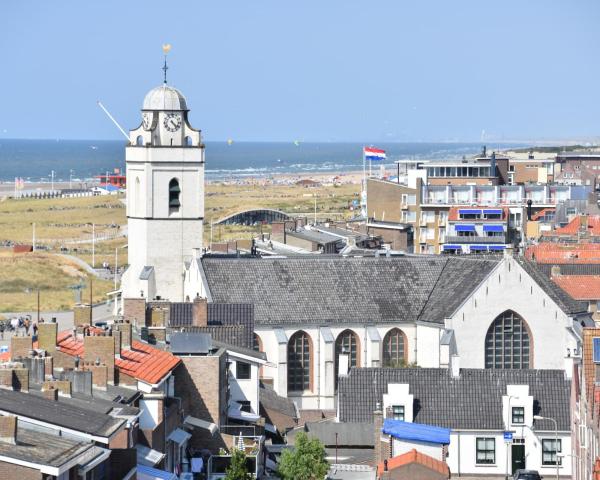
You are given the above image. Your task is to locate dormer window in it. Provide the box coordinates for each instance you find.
[169,178,181,214]
[512,406,525,424]
[392,405,405,421]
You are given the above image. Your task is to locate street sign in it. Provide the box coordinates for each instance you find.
[503,431,513,443]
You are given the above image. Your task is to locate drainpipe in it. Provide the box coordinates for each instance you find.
[317,327,321,410]
[363,325,368,367]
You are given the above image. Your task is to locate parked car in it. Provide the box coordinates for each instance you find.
[513,470,542,480]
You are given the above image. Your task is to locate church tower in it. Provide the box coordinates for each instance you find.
[121,71,204,304]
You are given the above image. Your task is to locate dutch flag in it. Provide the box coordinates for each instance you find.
[363,146,386,161]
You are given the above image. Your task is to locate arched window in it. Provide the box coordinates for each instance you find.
[136,135,144,146]
[335,330,360,382]
[382,328,407,367]
[485,310,531,369]
[288,331,312,392]
[185,136,193,146]
[168,178,181,214]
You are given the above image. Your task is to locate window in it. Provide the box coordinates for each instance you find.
[288,331,312,391]
[542,439,562,466]
[236,361,251,380]
[392,405,405,421]
[512,406,525,424]
[335,330,360,382]
[168,178,181,214]
[485,310,531,369]
[382,328,407,367]
[476,437,495,465]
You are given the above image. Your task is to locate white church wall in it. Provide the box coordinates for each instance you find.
[447,257,578,373]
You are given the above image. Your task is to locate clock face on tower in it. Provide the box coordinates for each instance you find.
[163,113,182,132]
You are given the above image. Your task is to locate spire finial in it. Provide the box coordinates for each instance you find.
[162,43,172,84]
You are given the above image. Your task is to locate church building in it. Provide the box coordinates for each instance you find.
[187,254,589,411]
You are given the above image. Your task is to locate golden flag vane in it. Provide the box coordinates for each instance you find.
[162,44,172,84]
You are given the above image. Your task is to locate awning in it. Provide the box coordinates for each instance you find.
[455,224,475,232]
[483,225,504,232]
[489,245,506,251]
[458,209,481,215]
[382,419,450,444]
[228,405,261,423]
[483,209,502,215]
[167,428,192,445]
[442,245,461,250]
[184,415,218,435]
[136,444,165,467]
[470,245,488,251]
[137,465,178,480]
[265,422,277,434]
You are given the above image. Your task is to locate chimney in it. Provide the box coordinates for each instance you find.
[83,336,115,385]
[10,336,32,361]
[192,296,208,327]
[373,402,385,467]
[116,321,132,350]
[37,322,57,354]
[450,354,460,378]
[581,214,589,232]
[0,415,17,445]
[384,459,388,472]
[551,265,561,278]
[490,152,497,177]
[42,385,59,401]
[527,199,533,221]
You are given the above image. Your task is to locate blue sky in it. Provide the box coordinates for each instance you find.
[1,0,599,142]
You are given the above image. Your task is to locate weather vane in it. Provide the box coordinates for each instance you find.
[162,43,172,84]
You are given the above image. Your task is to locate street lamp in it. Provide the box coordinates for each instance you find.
[534,415,559,480]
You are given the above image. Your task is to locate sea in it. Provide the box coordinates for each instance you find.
[0,139,524,183]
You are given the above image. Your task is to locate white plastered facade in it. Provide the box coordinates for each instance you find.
[121,85,204,303]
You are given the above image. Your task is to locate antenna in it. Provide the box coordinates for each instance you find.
[162,43,172,84]
[97,101,130,141]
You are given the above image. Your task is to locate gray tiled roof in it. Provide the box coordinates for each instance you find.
[305,421,374,447]
[259,382,298,418]
[517,259,588,315]
[201,256,498,326]
[0,388,125,438]
[169,302,255,348]
[338,368,570,431]
[536,263,600,277]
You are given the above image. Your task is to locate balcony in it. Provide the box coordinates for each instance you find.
[445,236,507,244]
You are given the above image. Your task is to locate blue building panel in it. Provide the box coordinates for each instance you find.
[382,419,451,444]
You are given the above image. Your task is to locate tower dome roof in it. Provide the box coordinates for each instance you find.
[143,84,188,111]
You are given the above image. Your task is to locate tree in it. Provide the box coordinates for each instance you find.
[224,447,253,480]
[278,431,329,480]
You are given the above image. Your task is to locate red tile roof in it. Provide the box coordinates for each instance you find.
[55,330,181,385]
[553,275,600,300]
[377,449,449,477]
[550,215,600,236]
[525,243,600,264]
[531,208,555,221]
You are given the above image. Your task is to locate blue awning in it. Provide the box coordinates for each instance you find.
[442,245,461,250]
[382,419,451,444]
[483,225,504,232]
[455,224,476,232]
[489,245,506,250]
[470,245,488,251]
[483,209,502,215]
[458,209,481,215]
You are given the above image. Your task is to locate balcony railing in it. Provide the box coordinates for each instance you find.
[445,236,507,244]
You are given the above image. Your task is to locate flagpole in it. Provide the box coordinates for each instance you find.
[362,148,367,218]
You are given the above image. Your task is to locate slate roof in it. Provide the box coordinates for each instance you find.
[259,382,298,418]
[168,302,254,348]
[0,388,125,438]
[305,421,374,447]
[201,256,499,326]
[0,425,96,468]
[338,368,571,431]
[517,259,588,315]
